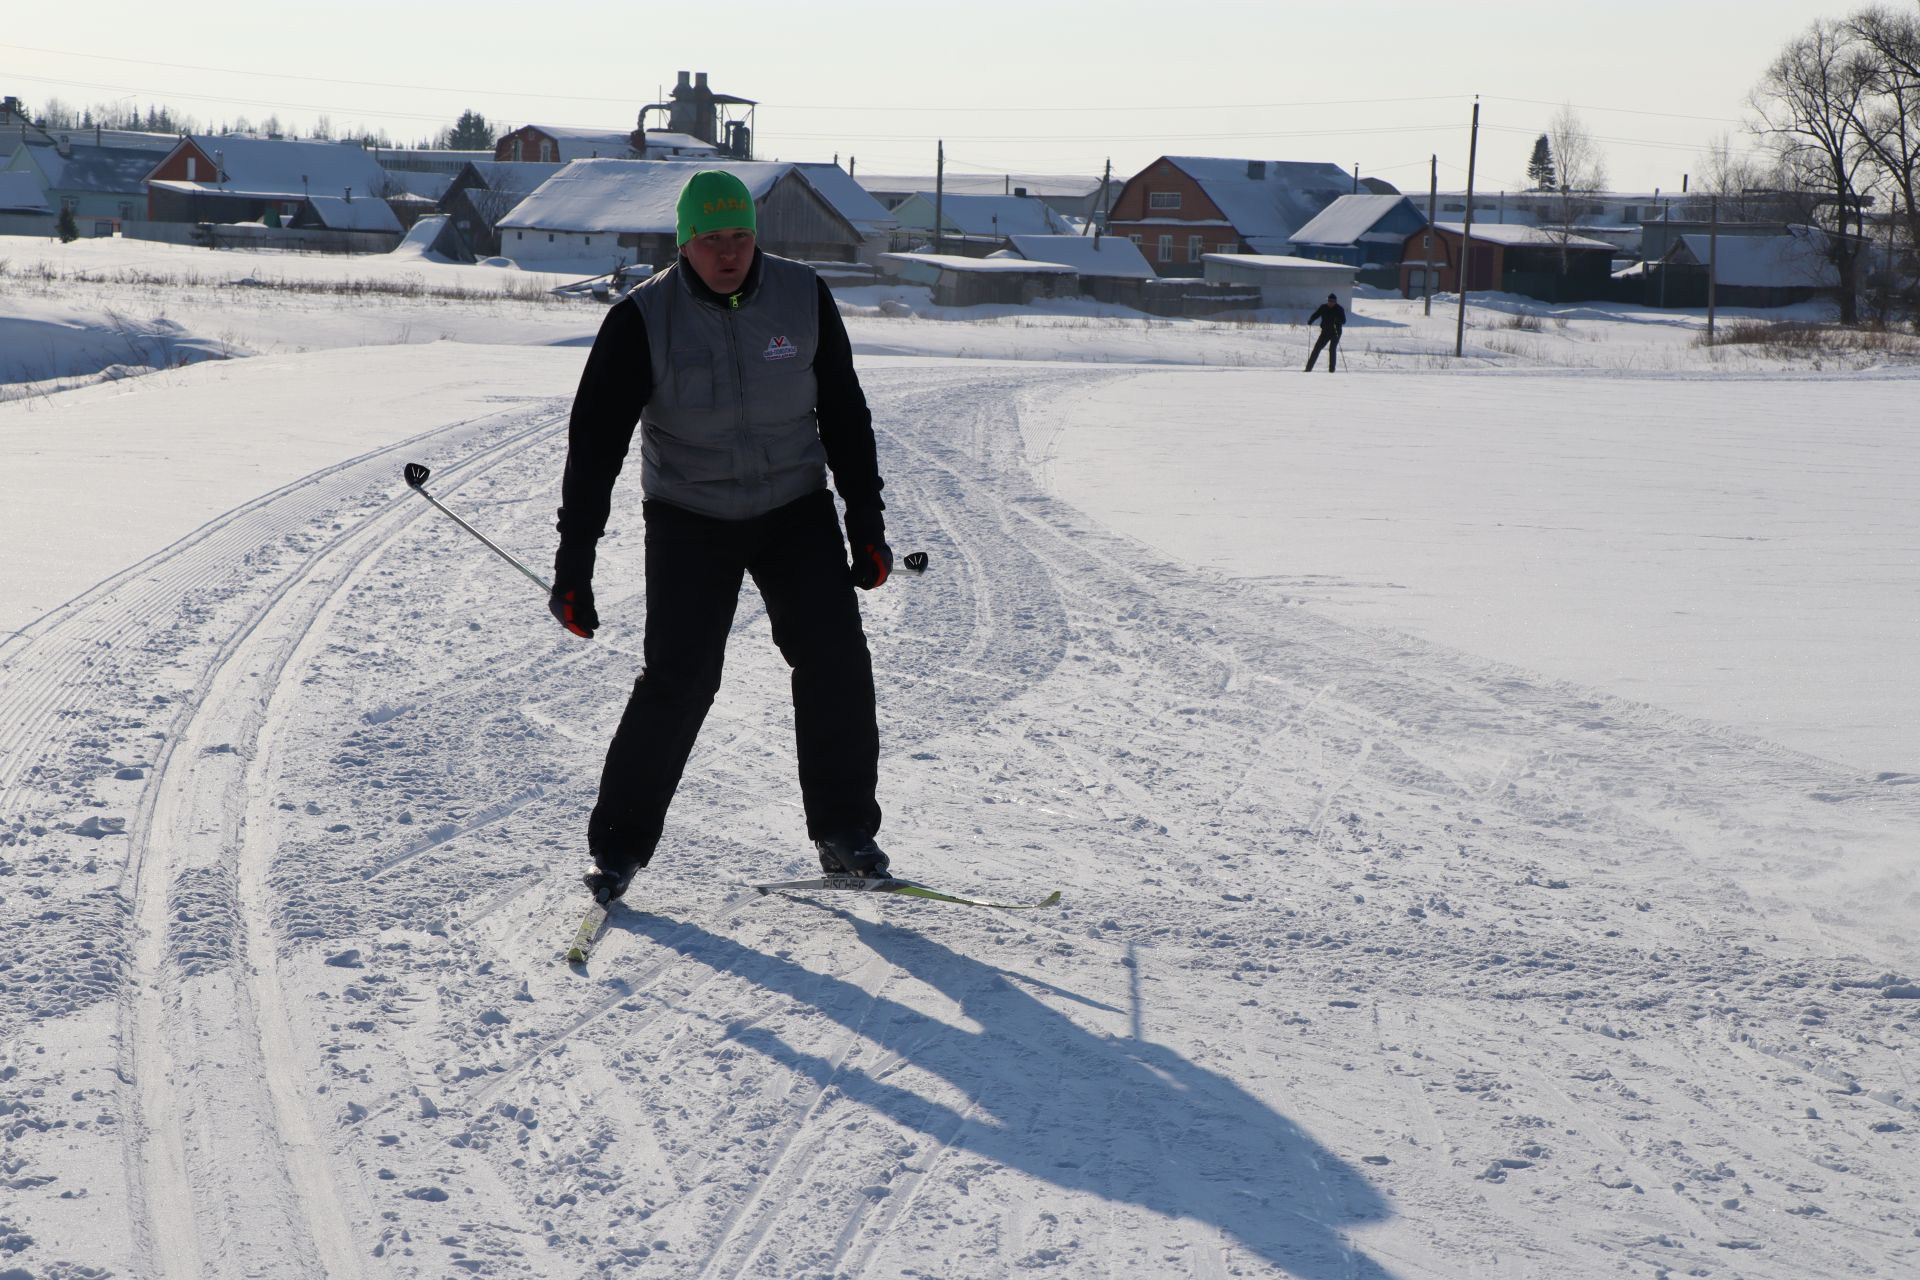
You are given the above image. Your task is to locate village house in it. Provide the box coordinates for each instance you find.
[4,140,158,236]
[496,158,865,275]
[1286,193,1429,286]
[889,192,1073,255]
[1106,156,1379,277]
[1400,222,1617,301]
[1203,253,1357,318]
[143,134,403,236]
[494,126,635,165]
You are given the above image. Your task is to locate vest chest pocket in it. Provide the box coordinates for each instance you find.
[669,347,715,412]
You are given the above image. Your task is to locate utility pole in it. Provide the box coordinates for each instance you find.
[1455,98,1480,358]
[1352,163,1359,194]
[934,140,945,256]
[1707,193,1718,343]
[849,155,855,177]
[1424,154,1437,317]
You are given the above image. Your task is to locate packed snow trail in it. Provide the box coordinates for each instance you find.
[0,361,1914,1278]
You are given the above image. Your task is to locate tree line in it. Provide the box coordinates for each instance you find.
[24,99,499,154]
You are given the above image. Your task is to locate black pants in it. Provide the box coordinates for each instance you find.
[1307,328,1341,372]
[588,489,880,870]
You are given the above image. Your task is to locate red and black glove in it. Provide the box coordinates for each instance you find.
[845,508,892,591]
[549,542,599,638]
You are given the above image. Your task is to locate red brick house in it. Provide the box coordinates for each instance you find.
[1107,155,1365,276]
[494,126,634,164]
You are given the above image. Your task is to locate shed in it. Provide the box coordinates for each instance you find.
[1400,223,1616,301]
[1202,253,1356,316]
[879,252,1077,307]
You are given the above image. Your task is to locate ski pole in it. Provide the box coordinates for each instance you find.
[404,461,928,588]
[402,462,553,595]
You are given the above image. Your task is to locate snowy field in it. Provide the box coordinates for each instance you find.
[1,235,1917,1279]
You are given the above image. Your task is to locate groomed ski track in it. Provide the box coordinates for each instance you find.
[0,357,1915,1278]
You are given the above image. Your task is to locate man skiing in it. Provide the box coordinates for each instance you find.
[1304,292,1346,372]
[549,169,894,905]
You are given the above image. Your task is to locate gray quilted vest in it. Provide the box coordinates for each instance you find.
[627,253,826,520]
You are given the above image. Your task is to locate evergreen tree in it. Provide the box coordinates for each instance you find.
[1527,134,1557,190]
[443,109,496,152]
[56,205,80,243]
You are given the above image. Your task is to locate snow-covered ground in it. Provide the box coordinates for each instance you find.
[1,235,1916,1279]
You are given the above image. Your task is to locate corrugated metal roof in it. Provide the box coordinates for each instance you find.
[1005,233,1155,279]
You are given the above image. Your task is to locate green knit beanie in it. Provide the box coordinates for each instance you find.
[676,170,756,245]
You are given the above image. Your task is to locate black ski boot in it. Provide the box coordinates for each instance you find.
[582,864,638,904]
[814,831,891,879]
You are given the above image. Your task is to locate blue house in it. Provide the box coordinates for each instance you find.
[1286,194,1428,284]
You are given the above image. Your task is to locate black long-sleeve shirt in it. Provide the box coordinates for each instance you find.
[556,257,882,544]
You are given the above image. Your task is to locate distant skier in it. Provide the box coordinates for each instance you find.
[548,169,896,904]
[1304,293,1346,372]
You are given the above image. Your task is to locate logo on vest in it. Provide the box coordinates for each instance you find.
[762,335,799,361]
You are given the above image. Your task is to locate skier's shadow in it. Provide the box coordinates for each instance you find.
[622,905,1398,1278]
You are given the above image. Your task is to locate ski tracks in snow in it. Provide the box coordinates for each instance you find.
[4,362,1917,1278]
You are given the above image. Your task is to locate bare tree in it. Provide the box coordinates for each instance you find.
[1695,132,1780,221]
[1848,5,1920,276]
[1544,104,1610,268]
[1751,17,1878,321]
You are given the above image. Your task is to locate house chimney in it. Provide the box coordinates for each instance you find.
[1247,160,1265,180]
[345,187,353,203]
[56,134,73,158]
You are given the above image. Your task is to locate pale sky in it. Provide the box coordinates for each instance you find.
[3,0,1876,193]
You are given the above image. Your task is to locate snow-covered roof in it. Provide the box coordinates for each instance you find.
[882,252,1075,274]
[1675,231,1839,288]
[1203,253,1354,273]
[20,142,161,196]
[896,192,1072,237]
[515,126,635,160]
[0,170,50,212]
[856,172,1103,200]
[1004,233,1155,279]
[1289,194,1422,246]
[1163,156,1355,246]
[792,163,897,234]
[468,161,563,195]
[639,131,720,156]
[1433,222,1617,251]
[499,159,801,233]
[304,194,404,233]
[180,135,394,199]
[384,169,458,201]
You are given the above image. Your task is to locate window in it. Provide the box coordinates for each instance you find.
[1215,243,1235,254]
[584,236,591,246]
[119,202,134,221]
[186,157,197,180]
[1149,191,1181,210]
[540,139,555,163]
[1157,234,1173,262]
[1443,202,1464,212]
[1188,235,1204,261]
[548,233,555,242]
[1128,234,1143,247]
